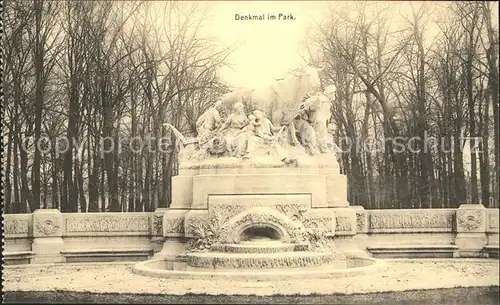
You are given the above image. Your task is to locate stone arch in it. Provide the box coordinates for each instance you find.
[238,222,286,242]
[221,207,303,244]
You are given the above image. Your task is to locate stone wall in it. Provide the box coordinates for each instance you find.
[3,210,156,264]
[3,213,32,257]
[357,205,499,258]
[2,205,499,264]
[360,208,457,248]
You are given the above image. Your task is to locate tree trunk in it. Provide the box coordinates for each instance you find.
[103,90,119,211]
[479,94,490,207]
[454,132,467,205]
[88,151,100,212]
[32,0,44,213]
[18,138,32,213]
[100,164,106,212]
[78,157,87,213]
[51,147,59,210]
[483,1,499,207]
[466,4,480,204]
[5,124,13,213]
[13,134,20,214]
[43,162,48,209]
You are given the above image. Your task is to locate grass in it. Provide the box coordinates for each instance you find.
[3,286,499,304]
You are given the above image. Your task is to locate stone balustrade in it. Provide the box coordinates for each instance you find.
[357,204,498,258]
[2,204,498,265]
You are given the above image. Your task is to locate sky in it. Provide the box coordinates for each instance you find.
[197,1,498,90]
[188,0,498,171]
[145,1,499,170]
[198,1,426,89]
[147,1,498,90]
[201,1,328,89]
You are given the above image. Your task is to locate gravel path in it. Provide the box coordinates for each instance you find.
[3,259,499,296]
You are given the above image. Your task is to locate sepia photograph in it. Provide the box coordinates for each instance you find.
[1,0,499,304]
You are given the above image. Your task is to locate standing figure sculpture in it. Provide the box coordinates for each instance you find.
[294,109,318,156]
[301,86,335,154]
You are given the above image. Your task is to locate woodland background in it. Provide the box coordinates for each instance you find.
[3,1,498,213]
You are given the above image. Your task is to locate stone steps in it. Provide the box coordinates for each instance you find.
[186,251,335,269]
[211,242,309,254]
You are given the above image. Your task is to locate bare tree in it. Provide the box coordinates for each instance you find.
[308,2,497,209]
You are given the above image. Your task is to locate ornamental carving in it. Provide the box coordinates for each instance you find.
[304,217,334,233]
[164,217,185,234]
[370,211,453,229]
[229,213,298,243]
[457,210,483,232]
[335,217,352,232]
[206,134,228,156]
[152,214,163,236]
[35,219,60,235]
[187,213,227,252]
[4,219,29,235]
[276,204,311,219]
[292,209,336,251]
[209,203,310,223]
[489,213,499,229]
[356,212,366,232]
[66,216,149,232]
[184,214,210,237]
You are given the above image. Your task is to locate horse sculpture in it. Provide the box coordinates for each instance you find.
[219,66,323,146]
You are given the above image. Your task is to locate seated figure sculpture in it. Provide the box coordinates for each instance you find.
[253,109,283,145]
[219,102,249,158]
[248,110,293,163]
[231,114,260,159]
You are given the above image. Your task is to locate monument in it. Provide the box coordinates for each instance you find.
[133,66,383,279]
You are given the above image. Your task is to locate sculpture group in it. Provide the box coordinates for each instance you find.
[164,66,339,165]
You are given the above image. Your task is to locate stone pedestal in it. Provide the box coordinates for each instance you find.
[31,209,65,264]
[155,155,367,263]
[454,204,488,258]
[152,237,188,261]
[152,209,189,260]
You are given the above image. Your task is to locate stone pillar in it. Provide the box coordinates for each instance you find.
[350,205,370,257]
[454,204,488,258]
[333,207,368,256]
[150,208,170,255]
[151,209,189,261]
[31,209,65,264]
